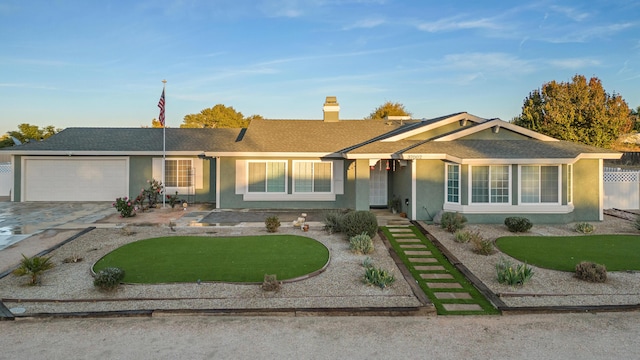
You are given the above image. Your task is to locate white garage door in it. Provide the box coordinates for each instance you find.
[24,157,128,201]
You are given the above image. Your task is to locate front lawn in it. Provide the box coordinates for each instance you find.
[495,235,640,271]
[93,235,329,283]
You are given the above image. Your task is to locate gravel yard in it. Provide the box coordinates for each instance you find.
[421,215,640,308]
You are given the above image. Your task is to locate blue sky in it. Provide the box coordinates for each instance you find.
[1,0,638,135]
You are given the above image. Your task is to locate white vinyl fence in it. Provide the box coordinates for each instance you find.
[0,163,11,197]
[604,167,639,210]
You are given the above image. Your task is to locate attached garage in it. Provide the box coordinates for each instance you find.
[22,157,129,201]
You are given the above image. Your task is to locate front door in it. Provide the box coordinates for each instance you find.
[369,162,388,207]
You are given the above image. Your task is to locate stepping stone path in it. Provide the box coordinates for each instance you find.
[386,226,496,315]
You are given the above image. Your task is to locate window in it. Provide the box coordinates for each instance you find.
[446,164,460,203]
[520,165,559,203]
[165,159,193,188]
[294,161,332,193]
[471,165,509,203]
[247,161,286,193]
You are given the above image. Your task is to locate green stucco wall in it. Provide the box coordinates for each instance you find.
[415,160,445,221]
[460,128,529,140]
[406,122,468,140]
[390,161,414,216]
[12,155,21,201]
[571,159,601,221]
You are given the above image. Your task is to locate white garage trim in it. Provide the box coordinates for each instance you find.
[22,156,129,202]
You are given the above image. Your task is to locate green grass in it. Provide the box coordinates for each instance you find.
[496,235,640,271]
[93,235,329,283]
[382,227,500,315]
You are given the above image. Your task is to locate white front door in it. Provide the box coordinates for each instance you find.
[369,163,388,206]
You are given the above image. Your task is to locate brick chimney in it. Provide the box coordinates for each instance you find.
[323,96,340,122]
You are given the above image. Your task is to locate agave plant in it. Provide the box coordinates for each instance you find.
[12,254,55,285]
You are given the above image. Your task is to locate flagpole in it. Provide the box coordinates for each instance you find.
[161,79,167,208]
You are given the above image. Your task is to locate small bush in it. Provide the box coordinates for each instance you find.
[340,210,378,238]
[12,254,55,285]
[323,210,345,234]
[504,217,532,233]
[575,261,607,283]
[454,230,471,243]
[93,267,126,291]
[440,212,467,233]
[349,233,374,254]
[470,233,494,255]
[361,256,373,268]
[262,274,281,292]
[496,257,534,286]
[363,266,395,289]
[113,196,136,218]
[265,216,281,233]
[575,222,594,234]
[62,254,83,263]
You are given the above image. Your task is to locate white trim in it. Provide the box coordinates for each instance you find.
[382,113,487,142]
[444,203,574,214]
[434,119,559,142]
[215,156,221,209]
[243,193,336,201]
[411,160,417,221]
[567,164,573,205]
[323,105,340,112]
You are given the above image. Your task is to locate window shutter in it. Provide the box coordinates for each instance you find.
[235,160,246,194]
[333,160,344,194]
[152,158,163,183]
[193,158,203,189]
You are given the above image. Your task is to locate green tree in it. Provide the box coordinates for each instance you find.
[365,101,411,120]
[180,104,260,128]
[632,105,640,132]
[513,75,632,148]
[1,123,61,148]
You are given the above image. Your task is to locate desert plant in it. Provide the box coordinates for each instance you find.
[440,212,467,233]
[363,266,395,289]
[349,233,374,254]
[504,217,533,233]
[322,210,345,234]
[454,230,471,243]
[93,267,126,291]
[495,257,534,286]
[361,256,374,268]
[470,233,494,255]
[575,261,607,283]
[265,216,281,233]
[575,222,594,234]
[340,210,378,238]
[262,274,281,292]
[13,254,55,285]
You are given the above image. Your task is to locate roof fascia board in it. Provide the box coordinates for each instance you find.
[381,113,487,142]
[210,152,341,158]
[434,120,558,142]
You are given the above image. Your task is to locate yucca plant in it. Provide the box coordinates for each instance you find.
[13,254,55,285]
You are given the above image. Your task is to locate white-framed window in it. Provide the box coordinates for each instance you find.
[567,164,573,204]
[520,165,560,204]
[471,165,510,204]
[445,163,460,204]
[293,161,332,193]
[247,160,287,193]
[165,159,193,188]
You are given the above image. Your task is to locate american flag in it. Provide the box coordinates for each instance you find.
[158,89,166,126]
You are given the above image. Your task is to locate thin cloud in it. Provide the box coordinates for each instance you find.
[439,53,535,74]
[547,58,601,69]
[417,15,501,32]
[342,18,386,30]
[549,5,590,22]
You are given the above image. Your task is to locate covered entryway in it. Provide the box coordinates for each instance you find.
[369,161,388,207]
[23,157,128,201]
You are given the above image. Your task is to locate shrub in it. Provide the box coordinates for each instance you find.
[93,267,126,291]
[635,215,640,231]
[323,210,345,234]
[262,274,281,292]
[12,254,55,285]
[454,230,471,243]
[440,212,467,233]
[470,233,494,255]
[349,233,374,254]
[62,254,83,263]
[113,196,136,218]
[340,210,378,238]
[575,222,594,234]
[504,217,532,233]
[265,216,281,233]
[167,191,182,208]
[363,266,395,289]
[361,256,373,268]
[495,257,534,286]
[575,261,607,283]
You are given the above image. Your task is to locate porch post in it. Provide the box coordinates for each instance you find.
[354,159,370,211]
